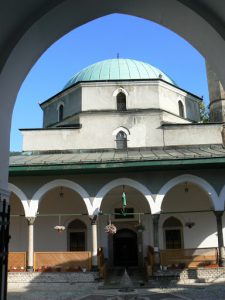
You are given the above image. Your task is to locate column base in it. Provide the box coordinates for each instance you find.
[91,266,99,272]
[154,249,161,271]
[218,247,225,267]
[26,266,34,272]
[219,259,225,267]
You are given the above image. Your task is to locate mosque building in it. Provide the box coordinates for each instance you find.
[8,58,225,273]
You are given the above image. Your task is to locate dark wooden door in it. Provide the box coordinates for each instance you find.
[113,229,138,266]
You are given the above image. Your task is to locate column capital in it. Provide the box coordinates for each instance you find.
[90,215,98,225]
[214,210,224,218]
[152,213,160,224]
[26,217,36,225]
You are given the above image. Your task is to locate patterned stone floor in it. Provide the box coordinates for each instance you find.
[7,267,225,300]
[8,282,225,300]
[78,293,182,299]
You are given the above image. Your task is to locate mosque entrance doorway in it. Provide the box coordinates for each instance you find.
[113,229,138,267]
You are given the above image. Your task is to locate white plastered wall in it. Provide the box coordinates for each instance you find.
[34,187,92,252]
[9,193,28,251]
[159,183,218,249]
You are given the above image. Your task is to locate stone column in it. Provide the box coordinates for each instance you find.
[152,213,160,269]
[26,217,35,271]
[91,217,98,271]
[214,211,225,267]
[137,229,144,267]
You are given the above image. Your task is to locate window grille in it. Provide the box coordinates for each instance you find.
[178,101,184,118]
[116,131,127,150]
[163,217,183,249]
[117,92,126,111]
[59,104,64,122]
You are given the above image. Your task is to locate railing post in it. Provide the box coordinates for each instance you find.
[214,211,225,267]
[26,217,35,271]
[152,213,160,270]
[0,188,11,300]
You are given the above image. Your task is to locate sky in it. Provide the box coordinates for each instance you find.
[10,13,209,151]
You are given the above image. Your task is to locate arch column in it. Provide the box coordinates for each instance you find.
[26,217,36,271]
[152,213,160,269]
[214,211,225,267]
[90,216,98,271]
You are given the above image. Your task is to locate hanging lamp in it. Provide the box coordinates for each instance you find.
[105,214,117,235]
[54,187,65,233]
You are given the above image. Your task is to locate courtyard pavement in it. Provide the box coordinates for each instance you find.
[7,281,225,300]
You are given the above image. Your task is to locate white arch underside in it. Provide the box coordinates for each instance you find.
[30,179,93,217]
[155,174,220,212]
[92,177,156,214]
[8,183,30,217]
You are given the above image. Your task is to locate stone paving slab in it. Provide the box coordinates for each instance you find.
[78,293,182,299]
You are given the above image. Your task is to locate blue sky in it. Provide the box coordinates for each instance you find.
[10,13,208,151]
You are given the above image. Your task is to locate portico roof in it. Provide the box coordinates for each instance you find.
[9,144,225,175]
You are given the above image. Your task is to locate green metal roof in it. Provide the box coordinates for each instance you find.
[64,58,177,89]
[9,144,225,176]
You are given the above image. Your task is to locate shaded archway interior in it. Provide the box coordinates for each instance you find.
[161,182,217,249]
[9,193,27,251]
[35,187,89,251]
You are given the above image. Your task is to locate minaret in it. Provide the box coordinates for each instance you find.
[206,63,225,122]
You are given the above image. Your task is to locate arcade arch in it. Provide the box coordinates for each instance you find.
[93,178,155,214]
[155,174,219,213]
[95,179,154,266]
[8,183,30,217]
[160,180,217,249]
[30,179,92,216]
[35,185,91,252]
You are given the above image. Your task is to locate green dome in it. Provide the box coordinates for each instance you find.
[64,58,177,89]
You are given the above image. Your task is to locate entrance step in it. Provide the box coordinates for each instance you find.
[148,270,180,287]
[101,267,147,289]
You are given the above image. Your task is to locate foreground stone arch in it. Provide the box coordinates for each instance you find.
[1,1,225,192]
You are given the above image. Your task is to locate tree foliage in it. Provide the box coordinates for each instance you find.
[199,101,209,123]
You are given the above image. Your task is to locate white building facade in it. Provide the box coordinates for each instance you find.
[9,59,225,271]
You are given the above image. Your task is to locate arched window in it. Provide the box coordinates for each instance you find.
[178,101,184,118]
[58,104,64,122]
[163,217,183,249]
[117,92,126,111]
[116,131,127,150]
[67,219,86,251]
